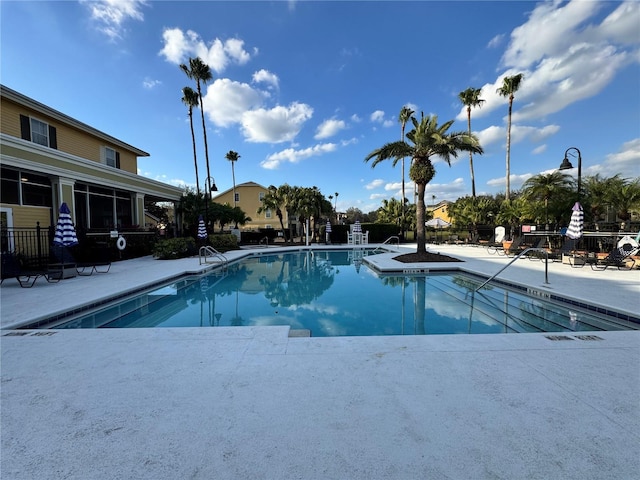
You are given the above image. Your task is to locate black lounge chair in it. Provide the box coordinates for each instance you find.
[50,244,111,276]
[588,243,638,271]
[1,253,62,288]
[546,237,577,262]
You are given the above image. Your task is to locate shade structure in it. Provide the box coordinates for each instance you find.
[197,215,207,239]
[52,202,79,246]
[425,218,450,228]
[353,220,362,233]
[565,202,583,240]
[325,221,332,233]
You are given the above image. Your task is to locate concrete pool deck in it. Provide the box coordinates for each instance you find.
[1,244,639,479]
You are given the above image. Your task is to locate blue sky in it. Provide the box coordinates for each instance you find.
[2,0,639,213]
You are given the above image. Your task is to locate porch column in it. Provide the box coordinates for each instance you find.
[134,193,145,228]
[54,177,76,221]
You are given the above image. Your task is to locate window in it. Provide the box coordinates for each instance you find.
[19,115,57,149]
[30,118,49,146]
[1,168,19,204]
[104,147,117,168]
[259,192,265,201]
[234,192,240,203]
[265,209,272,219]
[21,173,52,207]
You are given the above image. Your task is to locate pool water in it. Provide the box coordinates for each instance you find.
[47,250,637,336]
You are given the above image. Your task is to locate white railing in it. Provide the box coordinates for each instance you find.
[372,236,400,254]
[199,246,228,267]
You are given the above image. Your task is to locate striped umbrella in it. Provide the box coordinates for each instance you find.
[566,202,583,240]
[197,215,207,239]
[353,220,362,234]
[53,202,79,246]
[325,221,332,233]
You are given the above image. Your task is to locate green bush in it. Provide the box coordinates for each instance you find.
[208,234,238,252]
[152,237,196,260]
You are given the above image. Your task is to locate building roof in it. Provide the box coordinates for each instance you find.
[1,84,149,157]
[212,181,268,199]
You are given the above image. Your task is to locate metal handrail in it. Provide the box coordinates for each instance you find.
[372,236,400,254]
[475,247,549,292]
[199,246,228,267]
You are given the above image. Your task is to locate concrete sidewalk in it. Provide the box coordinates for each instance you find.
[1,244,639,479]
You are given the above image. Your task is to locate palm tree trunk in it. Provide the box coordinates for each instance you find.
[197,80,212,193]
[189,111,200,196]
[231,161,236,207]
[506,97,513,201]
[467,108,476,198]
[416,182,427,254]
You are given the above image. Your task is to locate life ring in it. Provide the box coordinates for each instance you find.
[116,236,127,250]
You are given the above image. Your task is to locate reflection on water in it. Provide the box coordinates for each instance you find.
[54,250,636,336]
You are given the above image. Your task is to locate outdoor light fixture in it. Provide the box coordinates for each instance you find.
[205,176,218,192]
[559,147,582,200]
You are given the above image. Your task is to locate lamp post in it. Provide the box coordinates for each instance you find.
[558,147,582,201]
[204,176,218,230]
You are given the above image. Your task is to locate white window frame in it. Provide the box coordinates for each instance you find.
[234,192,240,203]
[265,208,272,219]
[259,192,265,201]
[102,146,117,168]
[30,118,49,147]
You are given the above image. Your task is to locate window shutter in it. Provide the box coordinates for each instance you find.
[20,115,31,140]
[48,126,57,149]
[115,152,120,169]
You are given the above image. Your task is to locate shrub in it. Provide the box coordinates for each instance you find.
[208,234,238,252]
[152,237,196,260]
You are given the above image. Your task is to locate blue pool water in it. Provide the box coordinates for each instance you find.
[46,250,637,336]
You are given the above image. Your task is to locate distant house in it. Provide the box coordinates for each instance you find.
[427,200,452,223]
[0,85,183,235]
[212,181,293,231]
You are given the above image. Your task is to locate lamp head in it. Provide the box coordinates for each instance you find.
[558,157,574,170]
[211,182,218,192]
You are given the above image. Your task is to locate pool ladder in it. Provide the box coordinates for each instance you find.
[475,247,549,292]
[199,246,228,268]
[372,236,401,254]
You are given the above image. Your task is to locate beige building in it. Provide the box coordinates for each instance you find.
[1,85,182,243]
[212,181,292,231]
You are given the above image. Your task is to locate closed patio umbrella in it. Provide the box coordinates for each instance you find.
[325,220,332,244]
[353,220,362,233]
[53,202,79,247]
[566,202,583,240]
[197,215,207,239]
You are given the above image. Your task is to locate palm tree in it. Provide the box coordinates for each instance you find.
[365,115,483,254]
[398,106,415,234]
[522,171,574,230]
[458,88,485,198]
[225,150,240,207]
[181,87,201,196]
[180,57,213,193]
[497,73,524,201]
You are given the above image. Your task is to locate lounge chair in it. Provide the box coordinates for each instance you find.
[50,244,111,276]
[588,243,638,271]
[546,237,577,263]
[1,253,62,288]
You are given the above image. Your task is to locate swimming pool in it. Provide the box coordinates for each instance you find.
[38,250,638,336]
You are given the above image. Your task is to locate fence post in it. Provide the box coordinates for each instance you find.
[36,222,43,265]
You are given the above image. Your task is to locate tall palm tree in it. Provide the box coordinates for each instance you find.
[522,171,574,230]
[458,87,485,198]
[365,115,483,254]
[334,192,339,214]
[180,57,213,193]
[225,150,240,207]
[497,73,524,201]
[398,106,415,235]
[181,87,201,196]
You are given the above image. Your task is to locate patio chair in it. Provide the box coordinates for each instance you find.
[50,244,111,276]
[588,243,638,271]
[546,237,577,262]
[1,253,62,288]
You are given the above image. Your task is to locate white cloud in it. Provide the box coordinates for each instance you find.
[242,102,313,143]
[252,69,279,89]
[202,78,265,127]
[486,173,533,190]
[370,110,385,122]
[351,114,362,123]
[159,28,255,73]
[260,142,336,169]
[142,78,161,89]
[595,138,640,178]
[81,0,147,40]
[365,179,385,190]
[314,119,346,140]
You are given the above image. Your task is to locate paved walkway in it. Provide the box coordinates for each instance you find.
[1,244,639,479]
